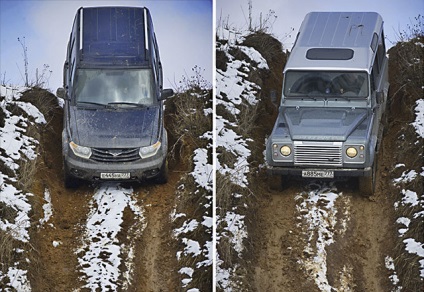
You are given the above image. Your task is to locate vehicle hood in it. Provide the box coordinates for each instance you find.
[283,107,369,141]
[69,106,160,148]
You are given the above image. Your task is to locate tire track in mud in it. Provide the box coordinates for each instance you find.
[252,174,396,292]
[251,179,318,292]
[131,173,180,291]
[32,175,180,291]
[76,183,146,290]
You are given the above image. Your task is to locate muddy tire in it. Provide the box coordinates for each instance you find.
[156,159,169,184]
[359,160,376,197]
[64,168,80,189]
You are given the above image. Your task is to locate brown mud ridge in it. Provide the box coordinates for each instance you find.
[26,89,181,291]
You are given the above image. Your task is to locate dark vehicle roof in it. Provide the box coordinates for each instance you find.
[80,7,152,67]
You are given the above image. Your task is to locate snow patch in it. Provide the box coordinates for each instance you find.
[77,183,146,290]
[296,186,345,292]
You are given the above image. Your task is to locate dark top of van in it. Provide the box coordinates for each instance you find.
[79,7,153,67]
[285,12,384,73]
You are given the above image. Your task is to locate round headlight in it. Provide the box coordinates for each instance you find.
[280,145,291,156]
[346,147,358,158]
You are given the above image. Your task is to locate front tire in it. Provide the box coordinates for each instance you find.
[359,160,376,197]
[156,158,168,184]
[64,163,80,189]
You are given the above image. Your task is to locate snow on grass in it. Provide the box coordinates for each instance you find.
[403,238,424,278]
[192,148,213,191]
[77,183,146,291]
[411,99,424,138]
[385,256,402,291]
[170,88,212,291]
[1,86,45,171]
[393,170,417,184]
[392,157,424,283]
[3,267,31,292]
[220,212,247,254]
[295,185,350,292]
[0,85,46,291]
[0,177,32,242]
[394,189,420,208]
[216,29,266,290]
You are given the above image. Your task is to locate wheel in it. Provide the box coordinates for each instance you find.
[63,163,80,189]
[156,158,169,184]
[358,160,376,197]
[64,169,80,189]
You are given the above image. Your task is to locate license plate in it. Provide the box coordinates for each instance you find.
[302,170,334,178]
[100,173,131,180]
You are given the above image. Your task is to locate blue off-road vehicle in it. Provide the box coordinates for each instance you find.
[57,7,173,188]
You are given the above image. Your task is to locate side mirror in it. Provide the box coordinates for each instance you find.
[56,87,65,98]
[160,88,174,100]
[376,91,384,105]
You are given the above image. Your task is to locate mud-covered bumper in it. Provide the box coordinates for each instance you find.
[267,166,372,177]
[64,152,166,182]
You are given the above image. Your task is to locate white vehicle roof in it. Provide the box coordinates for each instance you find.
[284,12,384,73]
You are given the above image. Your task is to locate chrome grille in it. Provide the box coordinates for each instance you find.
[294,143,342,166]
[91,148,140,163]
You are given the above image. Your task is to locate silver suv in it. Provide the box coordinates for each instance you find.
[266,12,389,195]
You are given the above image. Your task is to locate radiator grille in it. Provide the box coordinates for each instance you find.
[294,144,342,166]
[91,148,140,163]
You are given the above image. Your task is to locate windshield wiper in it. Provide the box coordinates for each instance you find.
[107,102,148,108]
[77,101,108,107]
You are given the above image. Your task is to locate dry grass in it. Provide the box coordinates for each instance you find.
[237,102,260,138]
[0,87,54,287]
[387,16,424,291]
[166,89,212,164]
[165,82,212,291]
[0,229,16,275]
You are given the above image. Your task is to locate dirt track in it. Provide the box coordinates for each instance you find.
[250,147,398,291]
[28,96,181,291]
[247,65,400,292]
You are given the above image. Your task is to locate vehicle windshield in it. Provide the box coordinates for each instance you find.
[74,69,156,106]
[284,71,369,98]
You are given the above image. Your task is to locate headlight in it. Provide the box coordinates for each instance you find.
[69,141,92,159]
[346,147,358,158]
[280,145,292,156]
[139,141,161,159]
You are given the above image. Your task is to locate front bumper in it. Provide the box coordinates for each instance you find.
[64,151,166,182]
[267,165,372,177]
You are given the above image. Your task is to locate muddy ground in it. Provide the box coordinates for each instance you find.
[23,89,185,291]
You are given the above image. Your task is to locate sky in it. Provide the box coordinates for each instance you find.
[1,0,423,91]
[0,0,212,91]
[217,0,424,50]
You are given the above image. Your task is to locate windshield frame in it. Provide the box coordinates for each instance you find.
[72,68,157,108]
[283,70,369,99]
